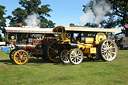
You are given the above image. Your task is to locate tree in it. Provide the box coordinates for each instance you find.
[0,5,6,30]
[101,0,128,28]
[0,35,2,41]
[108,0,128,27]
[8,8,27,27]
[9,0,55,28]
[0,35,5,42]
[19,0,41,14]
[0,5,6,39]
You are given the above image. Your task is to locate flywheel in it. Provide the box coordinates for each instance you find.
[95,33,106,44]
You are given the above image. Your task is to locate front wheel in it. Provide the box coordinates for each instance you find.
[69,48,83,65]
[60,49,70,63]
[98,39,117,61]
[13,50,29,65]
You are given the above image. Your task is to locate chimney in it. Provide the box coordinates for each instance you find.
[17,23,22,27]
[70,23,75,27]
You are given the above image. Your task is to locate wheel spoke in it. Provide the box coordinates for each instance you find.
[76,58,78,63]
[106,41,109,46]
[50,53,56,58]
[102,48,107,53]
[103,43,108,48]
[108,53,113,59]
[109,42,112,47]
[49,47,56,51]
[111,52,116,55]
[17,52,21,57]
[71,53,75,57]
[15,57,20,60]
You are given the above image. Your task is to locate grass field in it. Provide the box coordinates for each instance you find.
[0,50,128,85]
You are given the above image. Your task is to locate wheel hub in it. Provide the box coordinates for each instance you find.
[20,55,23,60]
[106,47,110,52]
[55,50,58,53]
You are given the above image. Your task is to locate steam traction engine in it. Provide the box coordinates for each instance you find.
[9,34,56,65]
[46,26,121,65]
[5,27,56,65]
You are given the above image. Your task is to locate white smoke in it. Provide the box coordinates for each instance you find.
[80,0,111,25]
[25,12,40,26]
[80,10,94,25]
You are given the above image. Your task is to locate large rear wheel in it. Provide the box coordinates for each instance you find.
[13,50,29,65]
[98,39,117,61]
[46,41,64,63]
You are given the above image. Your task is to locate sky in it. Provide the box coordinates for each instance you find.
[0,0,90,27]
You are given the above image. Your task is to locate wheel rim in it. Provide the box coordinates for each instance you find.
[48,42,64,62]
[13,50,28,65]
[69,48,83,65]
[60,50,70,63]
[101,40,117,61]
[9,49,16,62]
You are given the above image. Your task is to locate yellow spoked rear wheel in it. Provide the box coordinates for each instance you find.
[13,50,29,65]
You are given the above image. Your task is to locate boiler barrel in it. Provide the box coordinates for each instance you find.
[15,44,36,50]
[70,43,78,48]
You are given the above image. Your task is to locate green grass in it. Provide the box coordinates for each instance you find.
[0,50,128,85]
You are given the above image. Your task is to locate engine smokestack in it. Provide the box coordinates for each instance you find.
[70,23,75,27]
[17,23,22,27]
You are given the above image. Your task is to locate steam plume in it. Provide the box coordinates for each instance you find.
[80,10,94,25]
[25,12,40,26]
[80,0,111,25]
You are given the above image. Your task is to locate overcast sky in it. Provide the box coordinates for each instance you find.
[0,0,89,26]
